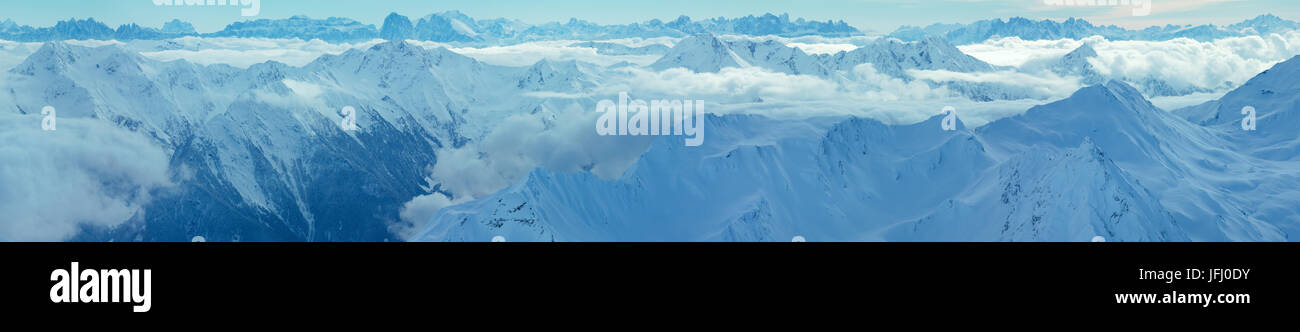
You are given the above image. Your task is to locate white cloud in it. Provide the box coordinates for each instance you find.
[960,32,1300,94]
[0,114,172,241]
[395,191,466,240]
[583,36,681,48]
[281,79,325,99]
[908,68,1085,99]
[719,34,877,55]
[958,37,1081,67]
[604,66,846,104]
[400,100,654,226]
[846,64,956,101]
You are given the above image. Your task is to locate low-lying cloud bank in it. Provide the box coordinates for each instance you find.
[961,32,1300,96]
[0,114,172,241]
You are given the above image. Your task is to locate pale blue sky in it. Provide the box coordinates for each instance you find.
[3,0,1295,33]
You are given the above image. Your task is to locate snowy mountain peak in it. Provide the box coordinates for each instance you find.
[438,10,474,22]
[517,58,596,92]
[161,19,196,35]
[1048,81,1169,125]
[1079,81,1154,110]
[1228,13,1300,33]
[358,40,476,65]
[211,15,378,42]
[380,12,415,40]
[977,79,1194,172]
[10,41,151,79]
[414,12,482,43]
[50,17,116,39]
[12,41,94,74]
[1050,43,1103,85]
[650,33,836,76]
[1238,13,1285,24]
[368,39,420,54]
[825,35,994,77]
[892,15,1300,44]
[1067,43,1098,59]
[678,33,728,50]
[650,33,750,72]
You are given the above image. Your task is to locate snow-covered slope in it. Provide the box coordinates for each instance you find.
[650,34,751,73]
[902,139,1186,241]
[0,40,615,241]
[415,80,1300,242]
[1176,55,1300,161]
[413,114,993,241]
[977,82,1292,240]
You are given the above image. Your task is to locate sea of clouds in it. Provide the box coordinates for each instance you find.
[4,31,1300,240]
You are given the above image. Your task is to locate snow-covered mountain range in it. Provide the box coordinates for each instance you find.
[2,12,1299,242]
[415,73,1300,241]
[2,40,605,241]
[5,13,1297,46]
[891,14,1300,45]
[0,12,860,44]
[646,33,1076,101]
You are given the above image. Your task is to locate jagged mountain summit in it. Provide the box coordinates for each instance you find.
[0,17,198,41]
[207,15,379,41]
